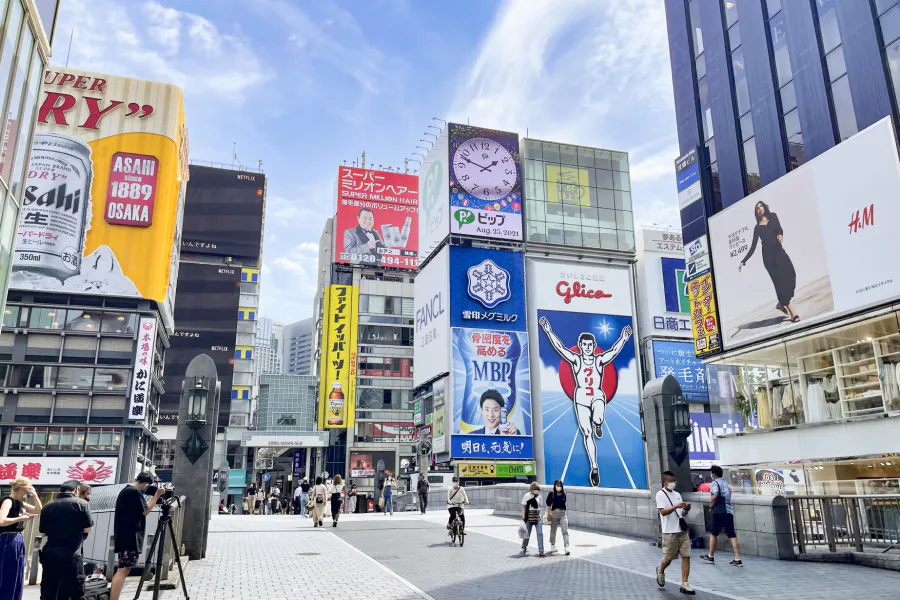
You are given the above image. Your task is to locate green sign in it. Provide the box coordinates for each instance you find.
[496,462,535,478]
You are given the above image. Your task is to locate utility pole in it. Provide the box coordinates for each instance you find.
[361,150,366,169]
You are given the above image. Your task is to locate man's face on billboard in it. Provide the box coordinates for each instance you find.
[358,210,375,230]
[579,337,596,356]
[481,398,502,429]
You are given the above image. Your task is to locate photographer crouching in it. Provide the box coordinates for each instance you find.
[110,472,165,600]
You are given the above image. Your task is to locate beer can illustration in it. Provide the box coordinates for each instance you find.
[13,132,93,281]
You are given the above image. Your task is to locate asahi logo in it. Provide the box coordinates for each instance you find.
[23,182,81,214]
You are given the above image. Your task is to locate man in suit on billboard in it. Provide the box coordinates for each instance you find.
[343,208,384,264]
[469,389,519,435]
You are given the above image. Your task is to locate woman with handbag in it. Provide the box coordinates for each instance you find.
[520,482,545,557]
[347,484,358,514]
[0,478,41,600]
[545,480,570,555]
[310,476,327,527]
[330,475,344,527]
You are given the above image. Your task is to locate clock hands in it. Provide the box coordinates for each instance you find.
[461,155,489,170]
[479,160,499,172]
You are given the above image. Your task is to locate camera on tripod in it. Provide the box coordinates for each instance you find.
[144,482,178,506]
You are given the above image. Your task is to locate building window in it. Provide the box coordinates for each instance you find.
[767,6,806,170]
[877,2,900,123]
[724,5,760,196]
[814,0,857,142]
[3,305,17,328]
[29,308,64,330]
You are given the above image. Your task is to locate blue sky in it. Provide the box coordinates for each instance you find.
[54,0,680,324]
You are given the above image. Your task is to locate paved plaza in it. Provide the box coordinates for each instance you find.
[24,510,900,600]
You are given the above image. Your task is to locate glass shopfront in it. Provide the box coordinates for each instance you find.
[701,309,900,495]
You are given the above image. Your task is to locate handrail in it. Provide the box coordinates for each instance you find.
[786,494,900,554]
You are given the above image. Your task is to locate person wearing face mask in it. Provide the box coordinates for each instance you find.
[545,480,570,555]
[520,482,545,557]
[446,477,469,533]
[656,471,695,595]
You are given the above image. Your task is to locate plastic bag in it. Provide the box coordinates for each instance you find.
[517,520,528,539]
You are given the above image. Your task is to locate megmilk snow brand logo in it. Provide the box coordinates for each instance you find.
[467,259,511,308]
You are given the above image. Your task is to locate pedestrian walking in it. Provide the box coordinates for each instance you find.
[311,477,327,527]
[382,471,396,515]
[247,484,258,515]
[242,498,249,514]
[520,482,545,557]
[330,475,344,527]
[269,492,280,515]
[546,479,570,555]
[347,484,358,514]
[324,477,334,519]
[702,465,743,567]
[0,477,41,600]
[300,479,311,517]
[39,480,93,600]
[416,473,430,514]
[656,471,695,595]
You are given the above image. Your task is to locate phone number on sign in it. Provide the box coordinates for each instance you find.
[340,252,418,268]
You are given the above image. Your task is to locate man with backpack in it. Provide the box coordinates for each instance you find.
[702,465,743,567]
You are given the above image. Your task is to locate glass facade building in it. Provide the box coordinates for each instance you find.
[522,138,634,251]
[0,0,56,326]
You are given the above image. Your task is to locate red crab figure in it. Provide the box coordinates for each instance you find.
[67,460,114,483]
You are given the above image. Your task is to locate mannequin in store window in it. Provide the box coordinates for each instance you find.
[739,201,799,323]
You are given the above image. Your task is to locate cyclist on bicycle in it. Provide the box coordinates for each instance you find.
[447,477,470,534]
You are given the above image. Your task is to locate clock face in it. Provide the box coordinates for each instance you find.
[452,137,517,201]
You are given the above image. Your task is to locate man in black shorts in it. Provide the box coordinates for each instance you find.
[110,472,165,600]
[702,465,743,567]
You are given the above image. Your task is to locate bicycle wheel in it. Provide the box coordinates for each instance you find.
[458,524,465,546]
[449,528,456,545]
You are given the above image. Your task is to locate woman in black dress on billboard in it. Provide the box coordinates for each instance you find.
[739,201,799,322]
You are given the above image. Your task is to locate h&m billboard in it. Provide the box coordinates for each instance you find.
[335,166,418,269]
[526,258,646,489]
[182,166,265,260]
[709,117,900,349]
[11,69,189,332]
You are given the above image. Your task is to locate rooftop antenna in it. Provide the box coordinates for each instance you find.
[65,30,74,68]
[423,132,437,139]
[361,150,366,169]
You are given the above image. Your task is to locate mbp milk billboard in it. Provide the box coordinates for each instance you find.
[11,68,189,332]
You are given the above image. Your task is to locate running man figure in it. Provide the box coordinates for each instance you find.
[539,316,632,487]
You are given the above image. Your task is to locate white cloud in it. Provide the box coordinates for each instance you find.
[55,0,271,104]
[449,0,680,229]
[616,358,641,396]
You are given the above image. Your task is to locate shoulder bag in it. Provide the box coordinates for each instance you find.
[661,489,689,532]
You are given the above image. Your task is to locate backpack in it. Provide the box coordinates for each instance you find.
[315,486,325,504]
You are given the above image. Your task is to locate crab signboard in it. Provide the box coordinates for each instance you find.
[0,456,119,486]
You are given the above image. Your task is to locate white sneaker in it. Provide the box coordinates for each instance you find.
[550,544,557,553]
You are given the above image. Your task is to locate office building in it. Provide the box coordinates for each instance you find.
[283,317,313,375]
[256,317,283,376]
[666,0,900,494]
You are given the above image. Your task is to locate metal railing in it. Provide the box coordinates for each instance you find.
[787,495,900,553]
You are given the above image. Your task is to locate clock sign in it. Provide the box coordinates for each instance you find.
[448,123,523,241]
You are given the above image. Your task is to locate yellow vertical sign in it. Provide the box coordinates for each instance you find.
[687,273,721,357]
[318,285,358,429]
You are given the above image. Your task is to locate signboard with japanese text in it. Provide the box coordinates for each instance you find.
[526,258,646,489]
[687,272,721,357]
[452,328,532,442]
[709,117,900,350]
[651,340,709,403]
[451,436,534,460]
[419,127,450,263]
[335,166,418,269]
[448,123,522,241]
[317,285,359,429]
[127,317,157,421]
[413,246,450,387]
[228,468,247,488]
[449,246,526,332]
[431,377,447,454]
[676,148,702,210]
[11,68,189,334]
[636,229,691,340]
[458,462,496,477]
[0,456,118,486]
[495,462,535,478]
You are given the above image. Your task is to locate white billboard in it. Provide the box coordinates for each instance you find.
[709,117,900,349]
[414,245,450,387]
[0,456,119,486]
[418,127,450,263]
[636,229,691,340]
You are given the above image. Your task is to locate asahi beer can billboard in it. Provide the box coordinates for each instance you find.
[11,68,189,333]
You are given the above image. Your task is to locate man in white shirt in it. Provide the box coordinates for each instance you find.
[655,471,695,595]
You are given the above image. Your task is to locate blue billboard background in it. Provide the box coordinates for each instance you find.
[652,340,709,402]
[688,412,745,468]
[448,246,525,332]
[451,327,532,459]
[538,309,647,489]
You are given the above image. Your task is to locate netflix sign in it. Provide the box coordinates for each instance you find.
[335,166,419,270]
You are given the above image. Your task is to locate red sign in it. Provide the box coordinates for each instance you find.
[335,166,418,270]
[106,152,158,227]
[556,280,613,304]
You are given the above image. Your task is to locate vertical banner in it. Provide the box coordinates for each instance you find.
[318,285,358,429]
[687,273,721,357]
[128,317,158,421]
[432,377,447,454]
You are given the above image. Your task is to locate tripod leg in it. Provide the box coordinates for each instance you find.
[167,519,190,600]
[152,520,166,600]
[132,520,163,600]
